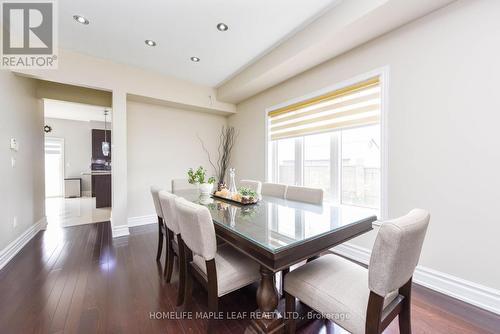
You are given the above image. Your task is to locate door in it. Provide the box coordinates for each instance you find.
[45,137,65,197]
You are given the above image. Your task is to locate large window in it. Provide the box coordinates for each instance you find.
[268,76,382,210]
[304,133,331,199]
[341,125,380,208]
[276,138,296,185]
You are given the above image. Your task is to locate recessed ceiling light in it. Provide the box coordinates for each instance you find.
[190,57,200,62]
[145,40,157,47]
[216,23,229,31]
[73,15,89,25]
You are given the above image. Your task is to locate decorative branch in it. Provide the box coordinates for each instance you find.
[196,126,237,186]
[197,133,218,174]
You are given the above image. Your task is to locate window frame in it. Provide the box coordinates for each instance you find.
[265,67,389,220]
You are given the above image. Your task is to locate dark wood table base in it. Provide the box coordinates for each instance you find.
[250,266,284,333]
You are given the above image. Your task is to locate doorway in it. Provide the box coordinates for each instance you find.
[43,98,113,227]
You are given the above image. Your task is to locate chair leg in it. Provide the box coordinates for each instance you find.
[183,271,193,313]
[156,217,163,261]
[207,290,219,334]
[176,237,186,306]
[206,259,219,334]
[164,231,174,283]
[183,244,194,312]
[280,267,290,295]
[398,278,412,334]
[285,292,296,334]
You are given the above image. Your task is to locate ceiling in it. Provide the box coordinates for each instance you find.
[58,0,338,87]
[217,0,457,103]
[44,99,112,123]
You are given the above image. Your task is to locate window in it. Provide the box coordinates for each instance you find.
[304,133,331,199]
[341,125,380,208]
[276,138,296,185]
[268,76,383,211]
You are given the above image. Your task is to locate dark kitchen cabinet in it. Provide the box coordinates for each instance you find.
[92,174,111,208]
[91,128,112,208]
[92,129,111,160]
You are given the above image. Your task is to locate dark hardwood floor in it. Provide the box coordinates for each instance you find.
[0,222,498,334]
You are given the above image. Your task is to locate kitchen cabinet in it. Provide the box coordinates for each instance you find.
[92,174,112,208]
[92,129,111,161]
[91,128,112,208]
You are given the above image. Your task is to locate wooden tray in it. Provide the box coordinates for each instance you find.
[211,193,258,206]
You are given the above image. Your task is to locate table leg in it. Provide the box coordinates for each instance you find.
[250,266,283,333]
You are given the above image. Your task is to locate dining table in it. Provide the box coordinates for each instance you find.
[173,189,377,333]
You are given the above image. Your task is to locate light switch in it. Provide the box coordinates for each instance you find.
[11,157,16,168]
[10,138,19,151]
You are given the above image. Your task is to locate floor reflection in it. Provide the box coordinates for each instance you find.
[45,196,111,228]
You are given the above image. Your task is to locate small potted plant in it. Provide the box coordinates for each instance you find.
[187,166,216,195]
[237,186,257,204]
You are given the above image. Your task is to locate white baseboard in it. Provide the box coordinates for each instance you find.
[332,243,500,315]
[127,214,156,227]
[112,224,130,238]
[0,217,46,271]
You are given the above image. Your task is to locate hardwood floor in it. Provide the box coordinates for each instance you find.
[0,221,498,334]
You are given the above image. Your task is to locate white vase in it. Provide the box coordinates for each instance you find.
[199,194,213,205]
[199,183,213,196]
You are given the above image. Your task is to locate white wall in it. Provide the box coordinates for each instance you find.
[229,0,500,291]
[14,49,235,236]
[15,49,234,114]
[127,101,227,219]
[44,118,107,193]
[0,72,44,251]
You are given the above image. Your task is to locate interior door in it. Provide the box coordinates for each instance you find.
[45,137,65,197]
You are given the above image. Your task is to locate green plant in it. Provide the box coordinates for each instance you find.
[187,166,216,184]
[238,186,257,198]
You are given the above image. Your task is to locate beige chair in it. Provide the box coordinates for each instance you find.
[284,209,430,334]
[239,179,262,196]
[285,185,323,204]
[175,197,261,330]
[150,186,166,261]
[261,182,287,198]
[159,191,187,306]
[171,178,198,193]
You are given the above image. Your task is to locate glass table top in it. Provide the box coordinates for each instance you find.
[173,190,377,253]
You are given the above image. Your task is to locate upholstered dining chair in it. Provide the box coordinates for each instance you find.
[261,182,287,198]
[158,191,187,305]
[150,186,166,261]
[280,185,324,289]
[284,209,430,334]
[285,185,323,204]
[171,178,198,193]
[174,197,261,331]
[239,179,262,196]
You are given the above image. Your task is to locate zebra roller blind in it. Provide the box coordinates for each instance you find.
[268,77,381,140]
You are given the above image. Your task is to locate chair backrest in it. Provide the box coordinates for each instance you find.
[262,182,287,198]
[158,191,180,234]
[150,186,163,218]
[239,179,262,195]
[285,185,323,204]
[175,197,217,261]
[368,209,430,296]
[171,179,198,193]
